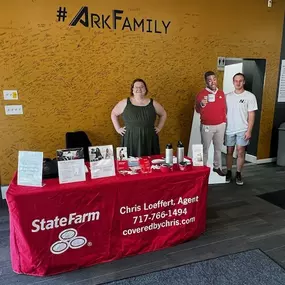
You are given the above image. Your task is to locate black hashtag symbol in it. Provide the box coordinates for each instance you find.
[57,7,67,22]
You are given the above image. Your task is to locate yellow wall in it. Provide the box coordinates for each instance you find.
[0,0,284,184]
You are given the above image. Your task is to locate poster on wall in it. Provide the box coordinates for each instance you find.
[17,151,43,187]
[89,145,115,179]
[277,60,285,102]
[57,148,86,184]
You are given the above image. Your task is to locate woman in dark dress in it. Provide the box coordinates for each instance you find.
[111,79,167,157]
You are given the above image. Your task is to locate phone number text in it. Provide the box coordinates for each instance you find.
[133,208,187,224]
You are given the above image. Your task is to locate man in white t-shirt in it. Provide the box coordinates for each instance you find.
[225,73,258,185]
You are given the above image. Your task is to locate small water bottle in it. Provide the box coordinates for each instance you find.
[177,141,184,164]
[165,143,173,165]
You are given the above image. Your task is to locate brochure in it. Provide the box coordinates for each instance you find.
[116,147,128,171]
[57,148,86,184]
[192,144,203,166]
[89,145,115,179]
[17,151,43,187]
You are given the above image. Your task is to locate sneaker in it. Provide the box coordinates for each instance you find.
[226,170,232,183]
[213,168,226,176]
[236,172,244,186]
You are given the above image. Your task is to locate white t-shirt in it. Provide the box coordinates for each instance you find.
[226,90,258,135]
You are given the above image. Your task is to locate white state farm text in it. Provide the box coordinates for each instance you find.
[31,212,100,232]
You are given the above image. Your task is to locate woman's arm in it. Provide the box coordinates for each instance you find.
[111,99,127,136]
[153,100,167,134]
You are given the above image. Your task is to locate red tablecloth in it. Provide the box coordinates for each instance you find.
[7,161,210,276]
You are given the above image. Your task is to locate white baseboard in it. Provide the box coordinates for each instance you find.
[223,150,256,162]
[245,154,257,163]
[256,157,277,164]
[225,152,275,165]
[1,186,8,200]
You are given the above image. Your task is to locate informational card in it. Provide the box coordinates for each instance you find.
[17,151,43,187]
[192,144,203,166]
[89,145,115,179]
[115,147,128,171]
[57,148,86,184]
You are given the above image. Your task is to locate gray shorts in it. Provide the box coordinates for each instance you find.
[225,131,249,147]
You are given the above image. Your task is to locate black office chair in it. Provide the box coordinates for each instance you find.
[65,131,92,161]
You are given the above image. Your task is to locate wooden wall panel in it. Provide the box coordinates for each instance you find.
[0,0,284,184]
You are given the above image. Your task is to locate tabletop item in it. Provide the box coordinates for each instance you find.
[18,151,43,187]
[128,157,140,167]
[57,148,86,184]
[160,164,170,173]
[165,143,173,164]
[89,145,116,179]
[177,141,184,164]
[139,158,152,173]
[192,144,204,166]
[151,158,165,164]
[179,161,187,171]
[160,163,173,173]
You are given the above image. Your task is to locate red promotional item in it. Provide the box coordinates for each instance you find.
[117,160,129,171]
[7,157,210,276]
[139,158,151,173]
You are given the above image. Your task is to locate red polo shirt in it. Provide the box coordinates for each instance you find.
[195,88,226,125]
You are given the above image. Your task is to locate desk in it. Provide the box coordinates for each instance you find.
[7,163,210,276]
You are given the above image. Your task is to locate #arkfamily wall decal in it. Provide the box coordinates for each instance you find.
[56,6,171,34]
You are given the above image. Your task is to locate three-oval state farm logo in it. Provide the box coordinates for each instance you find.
[31,212,100,254]
[50,228,87,255]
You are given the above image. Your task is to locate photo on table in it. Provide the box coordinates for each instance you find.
[116,147,128,161]
[56,147,86,184]
[89,145,116,179]
[57,148,84,161]
[89,146,114,162]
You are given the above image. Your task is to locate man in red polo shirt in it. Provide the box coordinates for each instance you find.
[195,71,226,176]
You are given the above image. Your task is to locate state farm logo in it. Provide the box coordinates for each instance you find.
[50,228,87,255]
